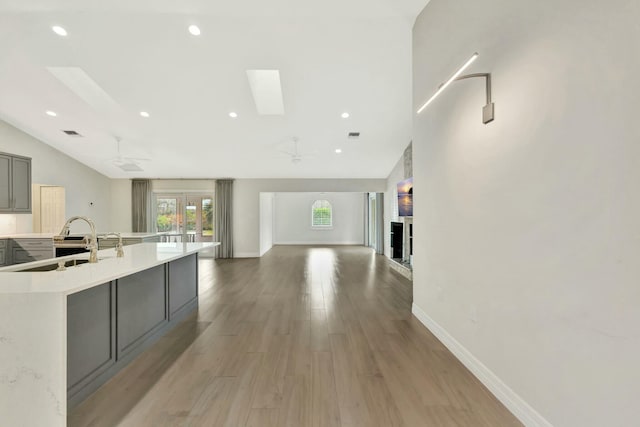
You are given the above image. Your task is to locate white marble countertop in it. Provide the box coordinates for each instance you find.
[0,232,167,239]
[0,233,56,239]
[0,242,218,295]
[97,232,167,238]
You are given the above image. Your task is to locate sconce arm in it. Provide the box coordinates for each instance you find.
[454,72,494,124]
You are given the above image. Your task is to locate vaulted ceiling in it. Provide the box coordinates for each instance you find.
[0,0,429,178]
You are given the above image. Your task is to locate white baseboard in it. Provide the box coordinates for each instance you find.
[233,252,260,258]
[259,247,272,257]
[411,303,553,427]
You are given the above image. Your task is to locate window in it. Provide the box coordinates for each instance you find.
[311,199,332,228]
[154,193,214,242]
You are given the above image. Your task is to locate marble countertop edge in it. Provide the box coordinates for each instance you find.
[0,242,219,296]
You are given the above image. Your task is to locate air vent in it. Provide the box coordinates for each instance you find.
[62,130,82,137]
[348,132,360,139]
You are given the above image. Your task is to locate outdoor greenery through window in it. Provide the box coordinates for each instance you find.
[156,198,177,232]
[155,194,213,242]
[312,199,332,227]
[202,198,213,236]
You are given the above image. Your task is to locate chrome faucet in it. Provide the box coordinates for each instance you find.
[99,232,125,258]
[55,216,99,263]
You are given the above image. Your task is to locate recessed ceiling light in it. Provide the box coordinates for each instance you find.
[341,112,350,119]
[188,25,201,36]
[46,111,57,117]
[335,148,342,154]
[52,26,67,36]
[140,111,150,118]
[229,112,238,118]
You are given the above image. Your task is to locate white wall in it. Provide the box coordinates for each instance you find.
[109,179,132,232]
[274,192,364,245]
[234,179,385,257]
[259,192,274,256]
[151,179,215,193]
[109,178,380,256]
[384,155,405,258]
[0,120,112,234]
[413,1,640,426]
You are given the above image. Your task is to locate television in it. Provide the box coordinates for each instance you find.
[397,177,413,217]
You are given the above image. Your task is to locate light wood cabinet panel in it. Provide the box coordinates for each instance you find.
[39,186,66,233]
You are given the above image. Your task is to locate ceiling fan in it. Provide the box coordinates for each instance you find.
[276,137,315,164]
[108,136,150,172]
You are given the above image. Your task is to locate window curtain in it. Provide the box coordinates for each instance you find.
[375,192,384,254]
[131,179,151,232]
[215,179,234,258]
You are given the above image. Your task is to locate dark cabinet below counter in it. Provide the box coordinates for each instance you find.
[11,238,54,264]
[66,253,199,408]
[0,238,54,267]
[0,239,7,266]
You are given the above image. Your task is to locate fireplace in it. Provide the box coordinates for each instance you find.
[390,218,413,265]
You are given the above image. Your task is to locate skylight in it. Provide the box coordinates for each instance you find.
[47,67,119,112]
[246,69,285,115]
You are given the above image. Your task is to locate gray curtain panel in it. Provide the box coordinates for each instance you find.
[215,179,234,258]
[131,179,151,232]
[375,192,384,254]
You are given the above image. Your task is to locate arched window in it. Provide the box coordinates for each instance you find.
[311,199,332,228]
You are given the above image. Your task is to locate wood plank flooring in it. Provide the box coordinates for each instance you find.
[68,245,521,427]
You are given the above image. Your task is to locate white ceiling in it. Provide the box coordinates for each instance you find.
[0,0,428,179]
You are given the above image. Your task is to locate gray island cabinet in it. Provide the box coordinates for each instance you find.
[67,253,198,407]
[0,241,217,427]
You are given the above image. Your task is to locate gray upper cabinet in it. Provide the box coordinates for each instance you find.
[0,152,31,213]
[0,154,10,211]
[11,156,31,212]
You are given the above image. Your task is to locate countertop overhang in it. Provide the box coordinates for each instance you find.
[0,232,167,239]
[0,242,218,295]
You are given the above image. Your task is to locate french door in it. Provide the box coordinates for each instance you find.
[154,193,213,242]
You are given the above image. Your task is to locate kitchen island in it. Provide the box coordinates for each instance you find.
[0,241,217,427]
[0,232,168,267]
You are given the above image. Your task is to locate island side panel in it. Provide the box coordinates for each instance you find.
[0,292,66,427]
[116,264,167,358]
[67,282,115,406]
[168,253,198,319]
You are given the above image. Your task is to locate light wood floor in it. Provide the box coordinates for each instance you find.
[69,245,521,427]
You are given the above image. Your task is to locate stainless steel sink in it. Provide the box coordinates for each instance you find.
[18,258,93,272]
